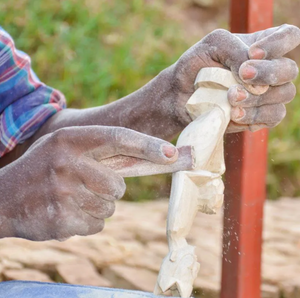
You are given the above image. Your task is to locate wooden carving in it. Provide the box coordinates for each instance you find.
[154,68,238,297]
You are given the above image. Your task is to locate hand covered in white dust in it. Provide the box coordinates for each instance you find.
[166,24,300,132]
[0,126,179,241]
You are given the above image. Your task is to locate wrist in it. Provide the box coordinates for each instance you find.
[159,65,192,128]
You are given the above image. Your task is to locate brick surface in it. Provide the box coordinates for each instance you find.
[3,268,53,283]
[56,258,112,287]
[103,264,158,293]
[0,198,299,297]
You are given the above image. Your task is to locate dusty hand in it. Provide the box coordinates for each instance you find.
[0,126,178,241]
[168,24,300,132]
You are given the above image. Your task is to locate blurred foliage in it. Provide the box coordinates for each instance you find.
[0,0,187,108]
[1,0,300,200]
[267,76,300,199]
[268,0,300,199]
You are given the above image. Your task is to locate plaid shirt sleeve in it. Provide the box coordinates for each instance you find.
[0,27,66,157]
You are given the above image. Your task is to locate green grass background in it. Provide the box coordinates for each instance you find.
[1,0,299,200]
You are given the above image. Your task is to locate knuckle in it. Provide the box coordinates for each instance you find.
[210,28,230,38]
[50,128,69,147]
[102,175,126,201]
[89,219,105,234]
[203,29,231,45]
[280,24,297,36]
[281,24,289,30]
[110,127,127,152]
[284,24,299,34]
[113,127,126,142]
[99,172,126,201]
[86,199,116,219]
[51,154,71,172]
[51,183,70,200]
[77,219,105,236]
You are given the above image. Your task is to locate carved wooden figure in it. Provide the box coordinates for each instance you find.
[154,68,238,297]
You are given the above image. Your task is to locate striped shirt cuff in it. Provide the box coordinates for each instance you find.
[0,27,66,157]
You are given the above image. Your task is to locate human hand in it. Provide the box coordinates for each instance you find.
[167,24,300,132]
[0,126,180,241]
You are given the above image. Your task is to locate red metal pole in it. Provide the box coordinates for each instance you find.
[221,1,273,298]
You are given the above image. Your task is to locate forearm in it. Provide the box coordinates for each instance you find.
[31,66,191,142]
[0,65,193,167]
[0,67,191,166]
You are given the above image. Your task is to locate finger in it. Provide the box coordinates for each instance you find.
[201,29,249,77]
[228,83,296,108]
[76,217,105,237]
[68,206,106,237]
[248,24,300,59]
[239,58,299,86]
[76,186,116,220]
[55,192,106,238]
[231,103,286,126]
[52,126,178,164]
[177,29,249,90]
[200,29,268,94]
[234,26,290,48]
[77,156,126,201]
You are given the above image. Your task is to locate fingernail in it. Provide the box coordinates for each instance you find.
[162,145,177,158]
[249,47,266,59]
[232,107,245,120]
[241,65,257,80]
[236,87,247,101]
